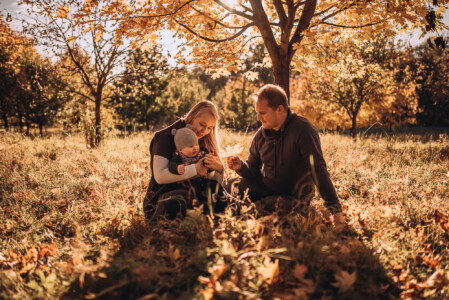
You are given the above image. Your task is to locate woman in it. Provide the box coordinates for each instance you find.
[143,101,225,220]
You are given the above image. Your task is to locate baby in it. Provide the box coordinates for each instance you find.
[169,125,205,175]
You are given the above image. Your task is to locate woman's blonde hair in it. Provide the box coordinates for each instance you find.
[184,100,220,154]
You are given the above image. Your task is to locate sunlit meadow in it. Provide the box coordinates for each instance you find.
[1,129,448,299]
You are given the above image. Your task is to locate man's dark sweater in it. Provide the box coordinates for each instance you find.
[236,110,342,214]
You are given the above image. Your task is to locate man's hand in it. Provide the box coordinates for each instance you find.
[195,159,208,176]
[227,156,242,171]
[177,164,185,175]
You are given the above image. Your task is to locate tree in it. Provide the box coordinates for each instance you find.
[111,47,170,130]
[159,71,211,125]
[219,75,258,130]
[15,49,65,136]
[0,14,25,131]
[410,41,449,127]
[307,41,395,137]
[19,0,153,146]
[298,38,418,135]
[80,0,448,102]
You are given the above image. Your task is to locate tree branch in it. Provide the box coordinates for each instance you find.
[128,0,197,19]
[175,20,253,43]
[249,0,279,66]
[318,21,382,28]
[213,0,254,21]
[191,7,251,29]
[273,0,287,29]
[289,0,317,60]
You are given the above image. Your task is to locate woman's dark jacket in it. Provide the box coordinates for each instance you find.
[143,119,206,219]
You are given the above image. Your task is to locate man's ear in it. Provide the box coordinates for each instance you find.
[276,105,284,113]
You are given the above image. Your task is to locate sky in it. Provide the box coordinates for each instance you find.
[1,0,448,64]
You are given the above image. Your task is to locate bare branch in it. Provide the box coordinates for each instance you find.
[319,3,356,23]
[191,7,251,29]
[319,21,382,28]
[289,0,317,59]
[273,0,287,29]
[213,0,254,21]
[313,6,334,18]
[249,0,279,64]
[127,0,197,19]
[175,20,253,43]
[240,3,253,13]
[293,0,307,10]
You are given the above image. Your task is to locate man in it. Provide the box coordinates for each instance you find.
[226,84,344,222]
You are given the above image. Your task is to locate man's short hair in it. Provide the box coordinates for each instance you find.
[255,84,289,110]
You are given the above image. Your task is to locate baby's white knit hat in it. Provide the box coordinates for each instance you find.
[171,124,198,151]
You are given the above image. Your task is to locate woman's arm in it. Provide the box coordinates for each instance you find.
[203,153,224,183]
[153,155,198,184]
[206,170,224,183]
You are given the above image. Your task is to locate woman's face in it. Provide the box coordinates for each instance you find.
[190,112,216,139]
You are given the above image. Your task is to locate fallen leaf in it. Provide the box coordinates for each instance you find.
[39,243,56,258]
[332,270,356,293]
[208,263,228,281]
[257,256,279,285]
[434,210,449,231]
[421,270,446,288]
[292,263,308,280]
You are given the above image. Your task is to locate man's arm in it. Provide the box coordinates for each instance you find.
[236,134,263,180]
[299,123,342,214]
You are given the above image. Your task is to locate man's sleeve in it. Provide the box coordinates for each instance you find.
[237,134,262,180]
[298,124,342,214]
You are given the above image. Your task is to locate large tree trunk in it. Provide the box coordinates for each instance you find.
[2,114,8,131]
[95,96,101,146]
[351,115,357,139]
[273,57,291,104]
[18,114,24,132]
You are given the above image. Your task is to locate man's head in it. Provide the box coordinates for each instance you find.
[254,84,289,131]
[172,125,200,157]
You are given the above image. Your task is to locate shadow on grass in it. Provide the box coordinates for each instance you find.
[267,212,401,300]
[61,209,214,299]
[61,207,400,299]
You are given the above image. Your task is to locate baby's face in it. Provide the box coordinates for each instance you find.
[179,143,200,157]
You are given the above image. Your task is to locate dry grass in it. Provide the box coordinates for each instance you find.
[1,130,448,299]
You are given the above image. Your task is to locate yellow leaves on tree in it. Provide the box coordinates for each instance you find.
[56,5,70,18]
[50,0,449,100]
[65,36,77,43]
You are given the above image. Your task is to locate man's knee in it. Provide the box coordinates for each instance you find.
[254,195,310,216]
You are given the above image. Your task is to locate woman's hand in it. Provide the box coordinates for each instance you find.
[195,159,208,176]
[203,153,224,173]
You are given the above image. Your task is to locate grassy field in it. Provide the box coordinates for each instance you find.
[1,129,448,299]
